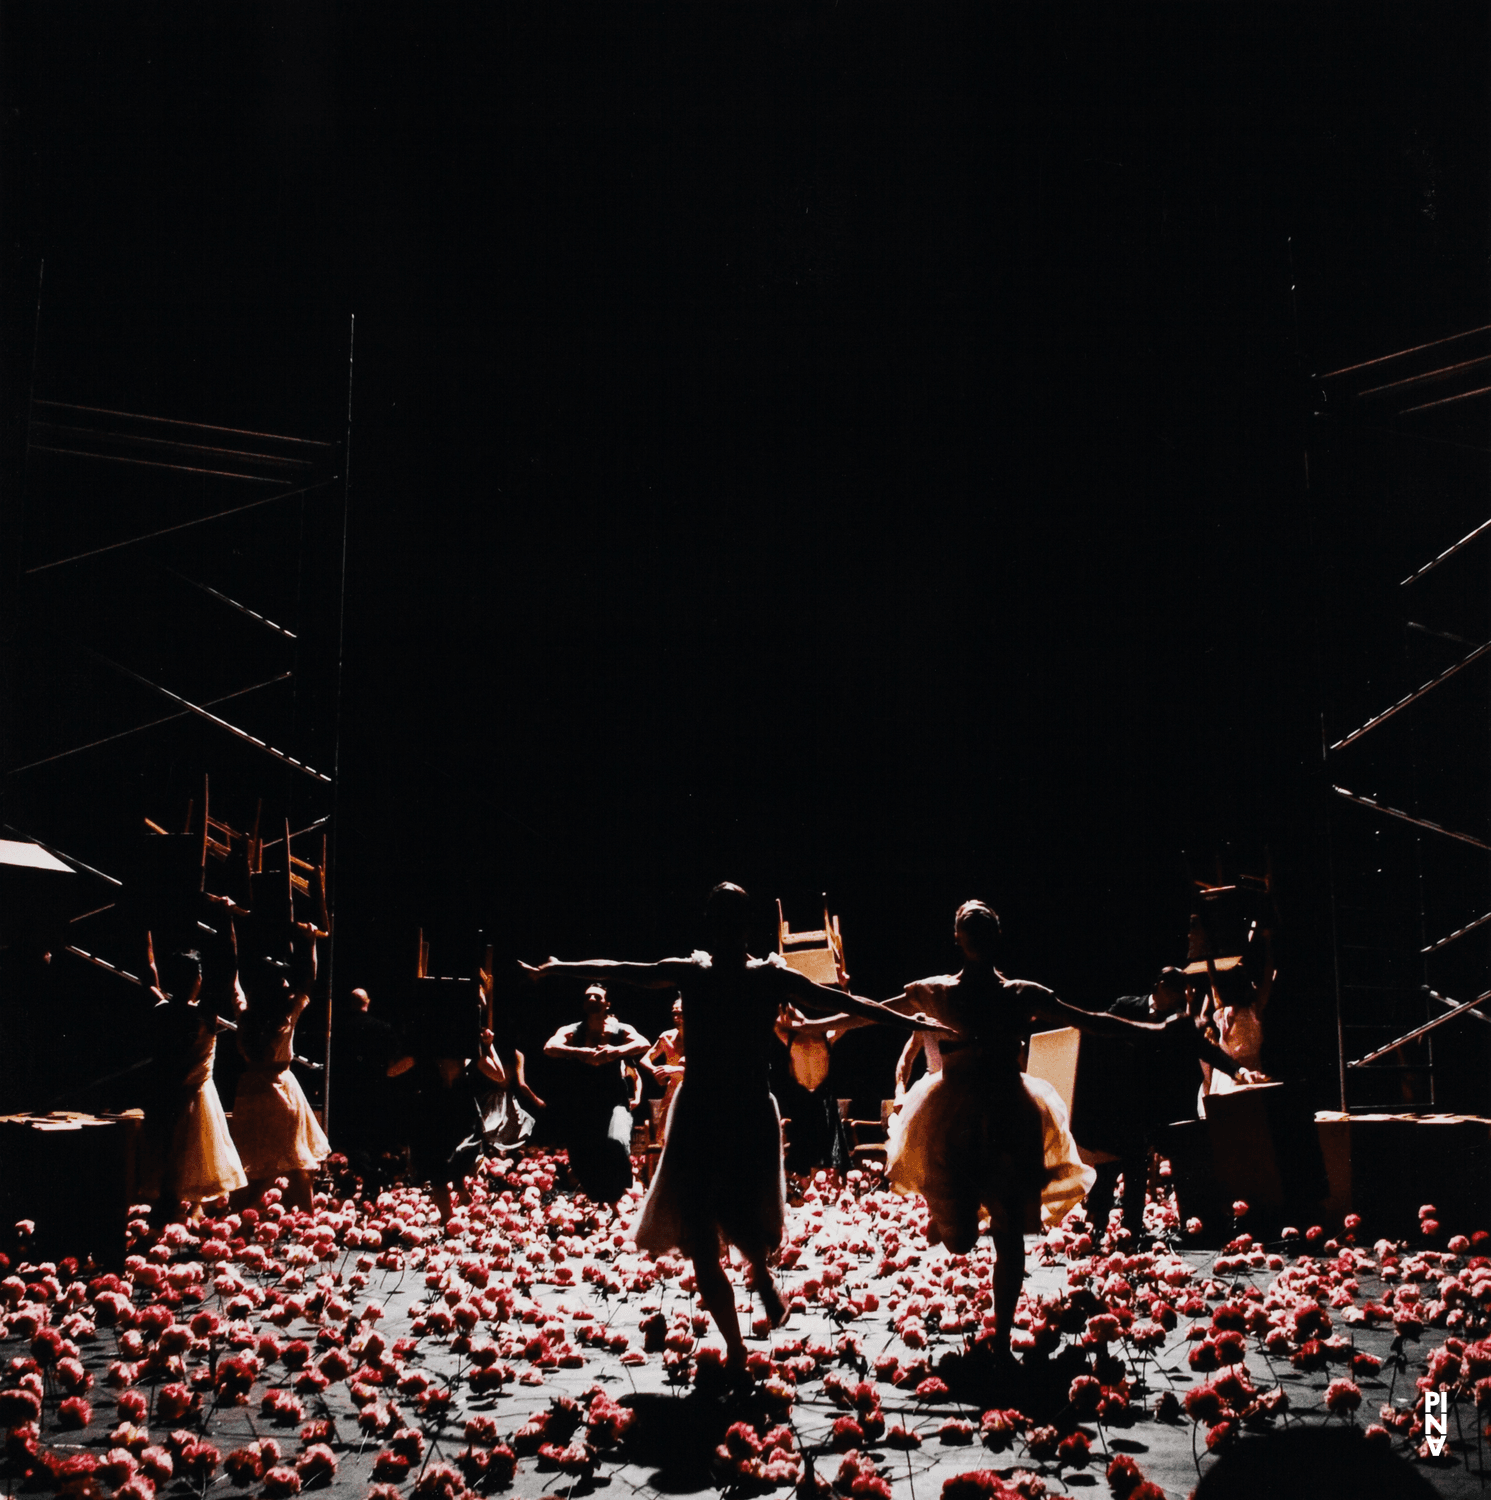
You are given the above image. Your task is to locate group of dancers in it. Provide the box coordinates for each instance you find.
[134,863,1270,1375]
[130,829,331,1221]
[520,883,1267,1371]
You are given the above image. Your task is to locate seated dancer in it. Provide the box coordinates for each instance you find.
[230,928,330,1213]
[466,1016,544,1161]
[1197,964,1271,1117]
[884,900,1178,1361]
[543,985,651,1206]
[1081,967,1265,1239]
[137,947,248,1221]
[641,994,687,1121]
[523,882,949,1372]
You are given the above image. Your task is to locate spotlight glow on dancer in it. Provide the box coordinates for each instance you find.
[522,882,950,1373]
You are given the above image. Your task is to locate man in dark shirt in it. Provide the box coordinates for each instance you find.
[543,985,651,1206]
[335,987,399,1185]
[1077,969,1261,1240]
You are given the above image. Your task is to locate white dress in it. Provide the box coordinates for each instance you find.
[885,978,1095,1239]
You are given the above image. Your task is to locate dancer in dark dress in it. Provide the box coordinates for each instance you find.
[523,882,949,1370]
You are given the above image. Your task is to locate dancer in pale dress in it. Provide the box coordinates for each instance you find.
[231,935,329,1213]
[884,901,1177,1359]
[891,1015,1093,1229]
[138,949,248,1219]
[523,883,949,1371]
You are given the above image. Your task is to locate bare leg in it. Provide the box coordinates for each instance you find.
[282,1170,314,1214]
[691,1250,745,1367]
[430,1181,455,1225]
[985,1203,1026,1358]
[231,1178,276,1212]
[741,1247,787,1328]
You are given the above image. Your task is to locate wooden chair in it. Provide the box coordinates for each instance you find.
[776,896,849,989]
[842,1099,893,1168]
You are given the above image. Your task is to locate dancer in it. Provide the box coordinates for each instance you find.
[641,994,687,1119]
[137,948,248,1220]
[543,985,651,1205]
[771,1004,866,1174]
[523,882,949,1371]
[884,900,1177,1360]
[467,1017,544,1161]
[230,929,330,1213]
[1081,968,1264,1238]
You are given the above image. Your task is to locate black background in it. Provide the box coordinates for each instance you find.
[2,4,1489,1114]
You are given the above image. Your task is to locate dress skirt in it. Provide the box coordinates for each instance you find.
[633,1079,786,1260]
[231,1066,330,1178]
[139,1030,248,1205]
[173,1078,250,1202]
[886,1060,1094,1249]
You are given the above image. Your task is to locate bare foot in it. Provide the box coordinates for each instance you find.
[759,1279,789,1330]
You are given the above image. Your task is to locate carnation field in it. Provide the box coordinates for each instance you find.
[2,1153,1487,1500]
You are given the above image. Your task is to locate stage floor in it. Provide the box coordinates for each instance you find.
[1,1157,1484,1500]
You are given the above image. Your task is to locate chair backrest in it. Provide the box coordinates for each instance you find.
[776,896,849,988]
[1026,1026,1081,1117]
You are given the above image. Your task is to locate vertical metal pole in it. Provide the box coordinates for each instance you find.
[322,314,355,1138]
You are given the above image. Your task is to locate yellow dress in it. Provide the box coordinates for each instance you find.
[231,994,330,1177]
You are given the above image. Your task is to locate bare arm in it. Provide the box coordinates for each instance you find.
[781,1009,875,1042]
[1032,991,1171,1039]
[543,1025,595,1062]
[475,1029,508,1086]
[513,1049,545,1111]
[605,1022,652,1063]
[521,956,696,990]
[772,968,956,1035]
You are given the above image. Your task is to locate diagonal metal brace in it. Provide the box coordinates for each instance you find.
[1423,908,1491,956]
[1425,988,1491,1028]
[1330,638,1491,751]
[1401,514,1491,588]
[1331,785,1491,852]
[88,650,331,782]
[1349,985,1491,1067]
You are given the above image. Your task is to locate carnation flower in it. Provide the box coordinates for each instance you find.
[1325,1379,1362,1417]
[940,1471,1019,1499]
[261,1464,302,1497]
[57,1394,93,1428]
[295,1444,337,1487]
[1056,1431,1090,1467]
[224,1448,264,1486]
[0,1387,41,1428]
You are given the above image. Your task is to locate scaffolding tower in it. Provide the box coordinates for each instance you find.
[3,277,354,1125]
[1310,323,1491,1112]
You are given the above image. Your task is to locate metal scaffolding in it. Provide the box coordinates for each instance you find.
[3,270,355,1127]
[1309,323,1491,1111]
